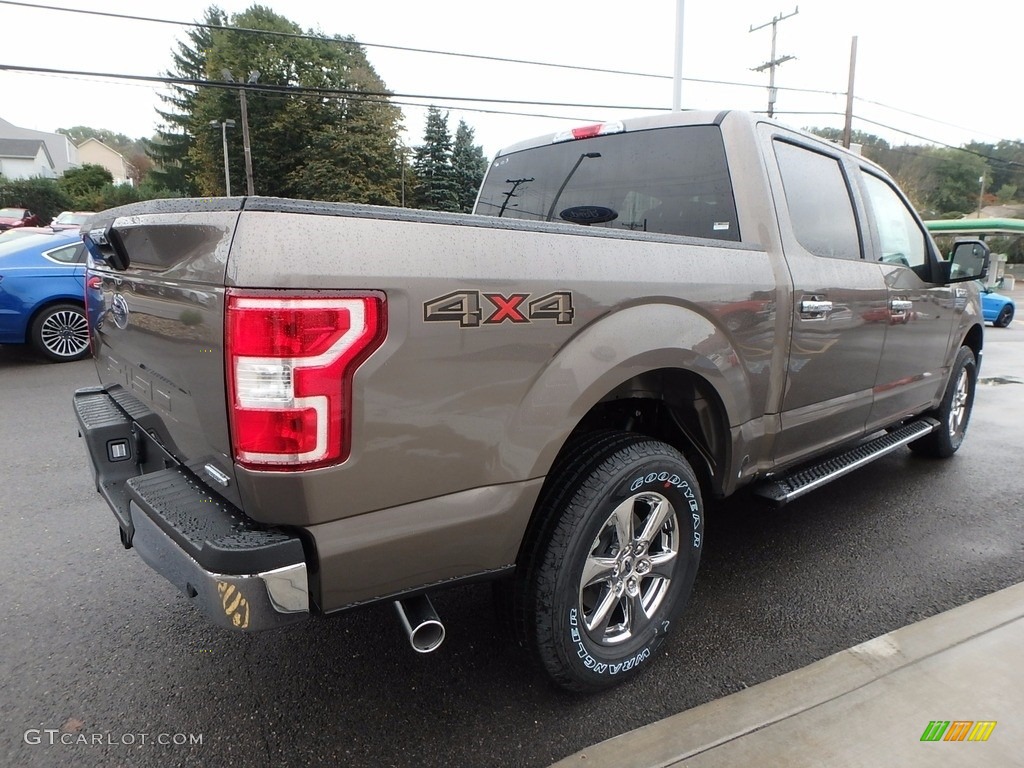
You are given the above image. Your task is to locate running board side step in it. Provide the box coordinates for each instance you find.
[752,418,940,506]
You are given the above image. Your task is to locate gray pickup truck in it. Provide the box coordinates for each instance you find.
[73,110,989,692]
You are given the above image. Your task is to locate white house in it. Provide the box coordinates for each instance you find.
[0,117,79,175]
[0,138,56,179]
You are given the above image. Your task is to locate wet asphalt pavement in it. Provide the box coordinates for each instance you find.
[2,322,1022,768]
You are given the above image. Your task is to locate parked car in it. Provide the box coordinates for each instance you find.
[0,207,40,231]
[50,211,97,231]
[979,281,1015,327]
[0,230,90,362]
[0,226,56,243]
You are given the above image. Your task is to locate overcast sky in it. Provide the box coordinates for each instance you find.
[1,0,1021,159]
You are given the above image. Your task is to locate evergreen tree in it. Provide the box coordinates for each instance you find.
[146,6,226,195]
[412,107,460,212]
[451,120,488,212]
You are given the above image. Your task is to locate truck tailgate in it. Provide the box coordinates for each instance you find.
[85,203,243,505]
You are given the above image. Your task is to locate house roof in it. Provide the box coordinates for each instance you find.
[78,137,129,161]
[0,117,77,173]
[0,138,54,166]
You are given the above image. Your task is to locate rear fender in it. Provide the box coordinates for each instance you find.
[504,303,748,480]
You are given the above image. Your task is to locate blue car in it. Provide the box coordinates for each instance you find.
[0,230,90,362]
[979,282,1015,328]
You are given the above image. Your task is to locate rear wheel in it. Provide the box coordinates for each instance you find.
[512,432,703,692]
[994,304,1014,328]
[30,303,90,362]
[909,346,976,458]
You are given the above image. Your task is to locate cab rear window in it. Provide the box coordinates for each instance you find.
[476,125,740,242]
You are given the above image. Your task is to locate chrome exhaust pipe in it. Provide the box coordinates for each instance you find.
[393,594,445,653]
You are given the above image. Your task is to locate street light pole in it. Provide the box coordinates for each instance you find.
[209,119,235,196]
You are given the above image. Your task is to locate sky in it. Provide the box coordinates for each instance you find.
[1,0,1022,160]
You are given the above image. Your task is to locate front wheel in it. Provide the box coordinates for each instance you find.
[909,346,977,458]
[514,432,704,692]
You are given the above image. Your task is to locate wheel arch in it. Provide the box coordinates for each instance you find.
[507,302,746,485]
[960,322,983,363]
[505,304,744,571]
[563,368,731,498]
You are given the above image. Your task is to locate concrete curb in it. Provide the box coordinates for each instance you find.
[551,582,1024,767]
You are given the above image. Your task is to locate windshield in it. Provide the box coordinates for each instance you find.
[476,125,740,242]
[55,212,91,225]
[0,208,26,218]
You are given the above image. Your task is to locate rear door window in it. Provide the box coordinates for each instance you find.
[774,140,862,260]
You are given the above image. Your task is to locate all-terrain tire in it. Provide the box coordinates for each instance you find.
[909,346,977,458]
[511,431,704,692]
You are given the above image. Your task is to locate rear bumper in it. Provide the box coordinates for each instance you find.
[73,386,309,631]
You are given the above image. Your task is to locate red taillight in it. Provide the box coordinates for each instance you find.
[84,275,102,356]
[571,124,604,140]
[225,291,386,470]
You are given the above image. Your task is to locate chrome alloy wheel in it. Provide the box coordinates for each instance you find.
[40,308,89,359]
[948,367,970,440]
[578,491,679,646]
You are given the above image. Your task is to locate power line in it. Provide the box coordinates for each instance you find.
[4,3,1021,157]
[849,116,1024,170]
[853,95,1024,148]
[0,0,841,98]
[0,62,674,112]
[6,60,1022,170]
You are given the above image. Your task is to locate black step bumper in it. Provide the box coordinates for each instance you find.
[73,386,309,631]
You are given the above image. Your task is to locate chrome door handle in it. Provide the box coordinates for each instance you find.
[800,300,833,315]
[890,299,913,312]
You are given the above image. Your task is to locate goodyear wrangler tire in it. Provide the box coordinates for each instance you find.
[517,432,703,692]
[909,346,977,459]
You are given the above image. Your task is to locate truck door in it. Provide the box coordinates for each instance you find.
[857,170,958,429]
[768,137,889,467]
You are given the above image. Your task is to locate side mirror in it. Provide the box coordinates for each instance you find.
[941,240,989,284]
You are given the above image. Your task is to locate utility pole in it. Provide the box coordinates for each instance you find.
[497,177,534,217]
[209,119,235,195]
[750,7,798,118]
[223,70,260,196]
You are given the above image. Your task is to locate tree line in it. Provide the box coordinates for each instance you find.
[809,127,1024,219]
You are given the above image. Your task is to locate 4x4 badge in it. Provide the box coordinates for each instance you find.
[423,290,574,327]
